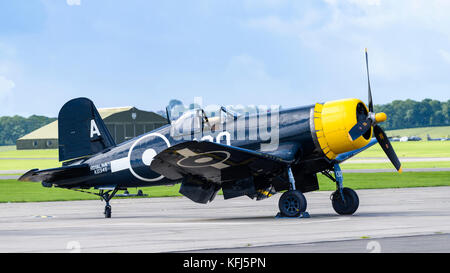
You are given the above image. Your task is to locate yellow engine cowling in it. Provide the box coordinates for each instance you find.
[313,98,372,159]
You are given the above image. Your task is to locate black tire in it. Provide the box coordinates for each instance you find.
[278,190,307,217]
[137,189,143,196]
[104,205,112,218]
[332,187,359,215]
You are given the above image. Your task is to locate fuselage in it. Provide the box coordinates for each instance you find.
[59,97,373,189]
[63,104,319,189]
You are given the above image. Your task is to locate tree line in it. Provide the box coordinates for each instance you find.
[0,115,57,145]
[374,99,450,130]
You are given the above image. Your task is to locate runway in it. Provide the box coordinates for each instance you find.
[188,233,450,253]
[1,186,450,253]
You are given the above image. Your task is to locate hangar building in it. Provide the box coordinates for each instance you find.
[16,106,167,150]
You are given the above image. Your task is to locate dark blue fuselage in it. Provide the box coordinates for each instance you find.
[64,105,319,189]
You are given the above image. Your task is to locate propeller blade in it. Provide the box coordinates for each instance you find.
[348,118,372,141]
[165,106,171,125]
[365,48,374,112]
[374,125,402,173]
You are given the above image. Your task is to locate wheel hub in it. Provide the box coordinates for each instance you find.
[283,196,300,213]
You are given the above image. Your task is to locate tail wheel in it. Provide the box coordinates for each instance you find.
[332,187,359,215]
[278,190,307,217]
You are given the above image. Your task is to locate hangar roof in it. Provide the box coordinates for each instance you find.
[19,106,136,140]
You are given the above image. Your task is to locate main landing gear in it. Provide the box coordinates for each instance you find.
[71,187,147,218]
[277,168,308,217]
[322,164,359,215]
[99,188,119,218]
[70,187,119,218]
[278,164,359,218]
[278,190,307,217]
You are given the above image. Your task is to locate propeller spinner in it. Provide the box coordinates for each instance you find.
[348,48,402,173]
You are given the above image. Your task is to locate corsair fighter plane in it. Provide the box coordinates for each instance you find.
[19,49,402,218]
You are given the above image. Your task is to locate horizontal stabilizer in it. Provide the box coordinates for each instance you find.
[18,164,90,185]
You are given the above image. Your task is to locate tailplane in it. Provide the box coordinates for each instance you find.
[58,97,115,161]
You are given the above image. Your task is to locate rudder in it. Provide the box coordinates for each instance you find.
[58,97,115,161]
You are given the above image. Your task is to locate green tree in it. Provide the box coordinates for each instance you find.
[0,115,56,145]
[374,98,449,130]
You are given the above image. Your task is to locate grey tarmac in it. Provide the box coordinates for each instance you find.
[0,158,58,160]
[1,186,450,253]
[187,233,450,253]
[0,176,20,180]
[0,170,27,174]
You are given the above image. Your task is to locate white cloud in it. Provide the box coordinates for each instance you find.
[66,0,81,6]
[323,0,450,34]
[245,0,450,76]
[241,0,450,103]
[248,1,450,38]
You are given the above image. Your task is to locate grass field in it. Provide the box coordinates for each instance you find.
[0,146,58,158]
[0,159,60,171]
[341,161,450,170]
[352,141,450,158]
[0,180,183,203]
[1,172,449,203]
[0,146,60,171]
[317,172,450,190]
[386,125,450,139]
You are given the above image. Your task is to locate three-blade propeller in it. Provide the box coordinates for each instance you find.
[348,48,402,173]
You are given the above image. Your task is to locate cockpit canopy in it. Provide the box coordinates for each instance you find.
[170,106,238,137]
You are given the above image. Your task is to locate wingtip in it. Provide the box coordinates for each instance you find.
[365,48,368,53]
[398,167,403,174]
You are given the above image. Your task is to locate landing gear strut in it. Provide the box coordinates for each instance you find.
[99,188,119,218]
[277,167,308,217]
[69,187,121,218]
[322,164,359,215]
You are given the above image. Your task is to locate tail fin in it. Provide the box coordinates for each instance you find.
[58,97,115,162]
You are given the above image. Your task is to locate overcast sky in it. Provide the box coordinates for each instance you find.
[0,0,449,117]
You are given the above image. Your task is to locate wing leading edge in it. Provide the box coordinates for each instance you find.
[334,137,378,163]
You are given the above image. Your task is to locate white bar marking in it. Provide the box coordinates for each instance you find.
[110,157,130,173]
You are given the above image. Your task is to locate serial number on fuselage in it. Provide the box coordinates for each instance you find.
[90,162,110,174]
